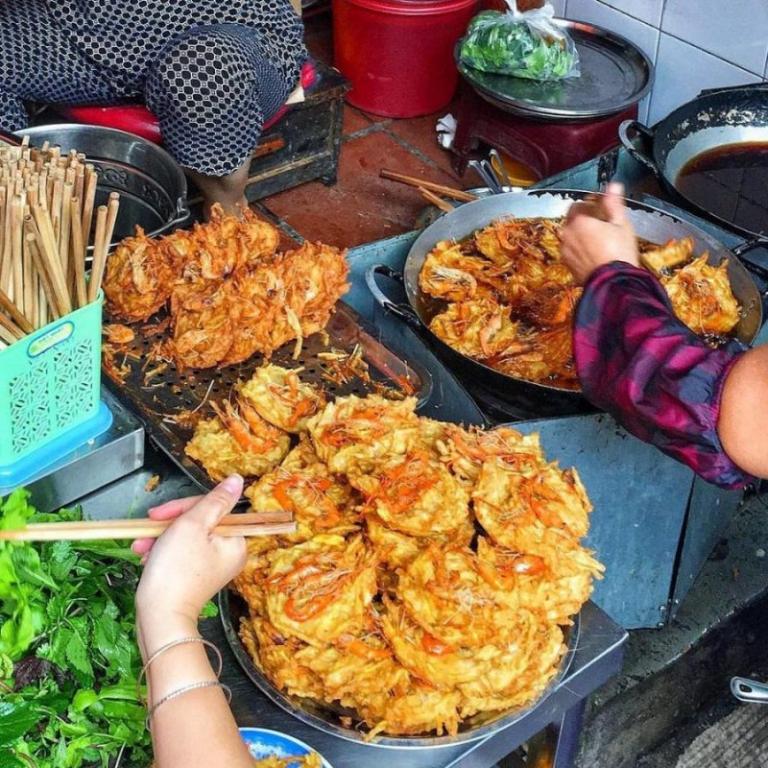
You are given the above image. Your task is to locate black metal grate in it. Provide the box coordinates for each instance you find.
[103,302,431,494]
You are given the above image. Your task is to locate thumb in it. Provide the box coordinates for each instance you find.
[185,474,243,530]
[603,182,628,225]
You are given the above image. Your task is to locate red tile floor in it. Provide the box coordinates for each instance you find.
[252,8,473,250]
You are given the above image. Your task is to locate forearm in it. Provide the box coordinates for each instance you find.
[573,262,754,489]
[138,613,252,768]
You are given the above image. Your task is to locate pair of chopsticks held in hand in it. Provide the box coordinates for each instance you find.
[0,506,295,543]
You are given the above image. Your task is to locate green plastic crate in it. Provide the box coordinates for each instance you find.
[0,294,103,467]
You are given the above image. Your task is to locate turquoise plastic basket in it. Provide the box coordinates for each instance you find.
[0,294,103,468]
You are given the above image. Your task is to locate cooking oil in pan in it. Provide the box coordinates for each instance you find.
[676,142,768,234]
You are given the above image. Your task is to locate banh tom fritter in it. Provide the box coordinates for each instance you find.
[419,218,742,391]
[103,204,350,370]
[227,378,604,739]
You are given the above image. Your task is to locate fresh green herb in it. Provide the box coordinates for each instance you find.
[460,10,577,81]
[0,490,152,768]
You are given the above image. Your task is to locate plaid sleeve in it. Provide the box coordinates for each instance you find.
[573,261,755,490]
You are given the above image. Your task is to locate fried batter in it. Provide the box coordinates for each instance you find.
[240,364,327,433]
[307,394,422,475]
[264,534,378,646]
[103,227,177,320]
[641,235,694,274]
[352,450,470,537]
[473,456,592,543]
[184,400,290,481]
[661,254,740,336]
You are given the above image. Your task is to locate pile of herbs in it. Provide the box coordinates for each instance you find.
[0,490,151,768]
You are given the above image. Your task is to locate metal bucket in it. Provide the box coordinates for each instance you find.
[15,124,190,251]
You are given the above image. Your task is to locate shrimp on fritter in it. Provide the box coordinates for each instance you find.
[429,299,532,360]
[264,534,378,646]
[661,254,740,336]
[476,536,601,626]
[307,394,422,475]
[472,455,592,544]
[184,399,289,481]
[168,279,234,369]
[166,203,280,280]
[515,284,582,327]
[103,228,178,321]
[245,460,359,542]
[419,240,498,301]
[352,450,470,538]
[641,235,694,275]
[239,364,327,433]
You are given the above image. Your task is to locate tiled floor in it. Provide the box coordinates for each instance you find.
[255,8,471,250]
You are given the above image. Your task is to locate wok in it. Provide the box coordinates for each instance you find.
[619,83,768,241]
[367,189,762,416]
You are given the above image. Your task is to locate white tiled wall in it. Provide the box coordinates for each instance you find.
[557,0,768,125]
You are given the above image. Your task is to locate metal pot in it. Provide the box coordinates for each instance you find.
[15,124,189,250]
[619,84,768,240]
[367,189,762,417]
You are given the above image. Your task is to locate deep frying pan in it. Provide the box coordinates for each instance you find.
[619,83,768,241]
[367,189,762,416]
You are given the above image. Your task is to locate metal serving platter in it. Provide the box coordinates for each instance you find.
[456,20,653,120]
[102,301,432,495]
[219,589,580,750]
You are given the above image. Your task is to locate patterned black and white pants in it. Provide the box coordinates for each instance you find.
[0,0,292,175]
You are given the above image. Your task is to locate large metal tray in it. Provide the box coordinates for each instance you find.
[219,589,580,750]
[102,301,432,494]
[456,20,653,120]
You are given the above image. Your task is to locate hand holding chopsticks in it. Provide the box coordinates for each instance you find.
[0,138,120,349]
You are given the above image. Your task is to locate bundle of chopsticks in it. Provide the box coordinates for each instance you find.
[380,169,478,214]
[0,136,120,348]
[0,510,295,542]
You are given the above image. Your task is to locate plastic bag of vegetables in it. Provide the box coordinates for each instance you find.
[459,1,579,81]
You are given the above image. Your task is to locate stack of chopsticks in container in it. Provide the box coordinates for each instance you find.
[0,136,120,348]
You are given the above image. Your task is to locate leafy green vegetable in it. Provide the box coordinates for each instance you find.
[0,490,152,768]
[460,9,578,81]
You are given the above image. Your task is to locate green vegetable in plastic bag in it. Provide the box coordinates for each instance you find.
[460,1,579,81]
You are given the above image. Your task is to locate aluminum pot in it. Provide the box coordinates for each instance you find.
[15,124,190,251]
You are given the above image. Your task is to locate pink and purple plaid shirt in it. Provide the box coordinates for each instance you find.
[573,262,756,490]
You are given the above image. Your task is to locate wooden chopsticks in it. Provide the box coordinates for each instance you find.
[0,511,295,542]
[0,138,120,350]
[380,169,478,202]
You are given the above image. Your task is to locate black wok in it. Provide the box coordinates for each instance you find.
[367,189,762,417]
[619,83,768,241]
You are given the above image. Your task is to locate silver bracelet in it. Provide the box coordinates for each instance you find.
[137,636,223,705]
[146,680,232,729]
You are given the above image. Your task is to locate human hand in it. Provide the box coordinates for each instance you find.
[560,182,640,284]
[133,475,247,654]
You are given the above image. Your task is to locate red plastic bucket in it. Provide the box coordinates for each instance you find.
[333,0,479,118]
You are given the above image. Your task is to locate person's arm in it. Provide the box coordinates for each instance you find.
[131,476,253,768]
[560,183,762,488]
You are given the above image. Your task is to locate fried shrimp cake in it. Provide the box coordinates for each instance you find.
[436,424,544,487]
[397,545,520,647]
[476,536,601,625]
[240,617,324,700]
[352,450,470,537]
[240,364,327,433]
[457,612,564,715]
[381,599,501,689]
[365,513,475,570]
[419,240,499,302]
[473,456,592,543]
[661,254,740,336]
[307,394,421,475]
[103,227,178,321]
[245,460,358,541]
[231,539,274,615]
[429,299,531,360]
[265,534,378,646]
[184,400,290,481]
[169,279,233,369]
